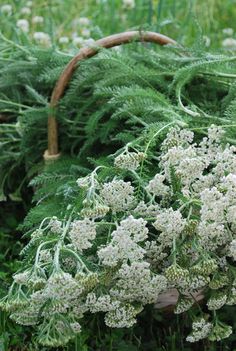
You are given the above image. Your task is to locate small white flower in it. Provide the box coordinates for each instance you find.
[222,38,236,49]
[83,38,95,47]
[81,28,91,38]
[1,4,12,15]
[78,17,90,26]
[17,19,29,33]
[203,35,211,47]
[59,36,69,44]
[70,322,81,333]
[227,205,236,224]
[20,7,31,15]
[72,36,84,46]
[222,28,234,36]
[86,293,117,313]
[76,176,91,188]
[32,16,44,24]
[122,0,135,9]
[33,32,51,46]
[112,261,167,304]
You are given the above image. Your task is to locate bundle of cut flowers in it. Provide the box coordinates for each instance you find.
[1,124,236,347]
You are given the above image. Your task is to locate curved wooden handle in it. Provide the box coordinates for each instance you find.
[46,31,176,157]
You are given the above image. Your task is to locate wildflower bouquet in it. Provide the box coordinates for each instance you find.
[2,124,236,347]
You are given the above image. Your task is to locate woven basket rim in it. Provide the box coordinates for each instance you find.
[46,30,176,158]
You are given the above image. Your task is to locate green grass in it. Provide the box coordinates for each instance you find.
[1,0,236,49]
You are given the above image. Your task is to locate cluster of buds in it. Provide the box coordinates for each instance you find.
[208,323,232,341]
[191,259,218,276]
[114,151,145,171]
[207,293,227,310]
[165,264,189,285]
[209,273,229,289]
[81,203,109,219]
[75,272,99,291]
[174,295,194,314]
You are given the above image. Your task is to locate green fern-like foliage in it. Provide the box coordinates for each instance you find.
[1,38,236,207]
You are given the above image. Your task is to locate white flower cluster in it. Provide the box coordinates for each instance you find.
[5,125,236,346]
[98,216,147,266]
[71,16,95,48]
[86,293,118,313]
[100,179,135,212]
[175,295,194,314]
[153,208,186,247]
[33,32,51,47]
[111,261,167,304]
[186,318,213,342]
[133,201,160,217]
[114,151,145,171]
[104,304,139,328]
[8,270,84,332]
[207,293,227,310]
[17,19,29,33]
[86,293,141,328]
[69,219,96,251]
[49,216,62,234]
[146,174,169,197]
[222,38,236,49]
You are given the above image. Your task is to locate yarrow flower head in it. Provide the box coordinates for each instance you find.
[98,216,148,266]
[69,218,96,251]
[186,318,213,342]
[114,151,145,171]
[100,179,135,212]
[146,174,169,197]
[207,293,227,310]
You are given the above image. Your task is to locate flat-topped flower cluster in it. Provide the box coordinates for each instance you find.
[2,125,236,346]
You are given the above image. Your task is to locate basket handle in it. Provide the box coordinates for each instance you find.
[45,30,176,160]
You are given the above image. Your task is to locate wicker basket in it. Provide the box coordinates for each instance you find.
[44,30,203,311]
[44,31,176,160]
